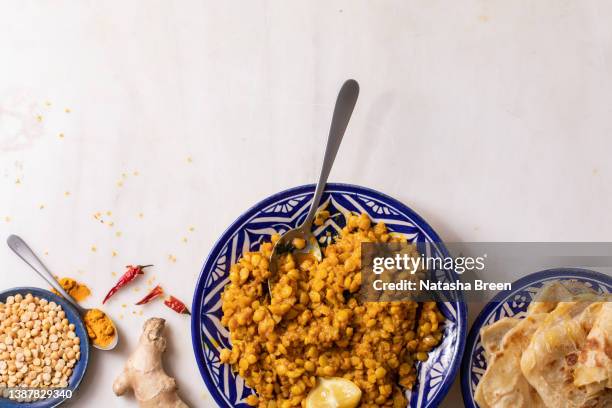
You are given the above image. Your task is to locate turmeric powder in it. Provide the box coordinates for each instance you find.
[84,308,116,347]
[52,277,91,302]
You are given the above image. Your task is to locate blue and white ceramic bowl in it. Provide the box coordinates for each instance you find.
[0,287,90,408]
[460,268,612,408]
[192,183,467,408]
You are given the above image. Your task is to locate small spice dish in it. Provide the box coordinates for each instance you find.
[0,287,90,408]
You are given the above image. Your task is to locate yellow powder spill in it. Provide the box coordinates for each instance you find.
[52,277,91,302]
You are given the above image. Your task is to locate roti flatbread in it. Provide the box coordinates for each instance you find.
[480,317,520,359]
[521,302,610,408]
[573,302,612,389]
[474,314,547,408]
[527,281,574,315]
[527,280,601,316]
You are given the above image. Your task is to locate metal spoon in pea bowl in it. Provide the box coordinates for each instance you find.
[7,235,119,351]
[268,79,359,296]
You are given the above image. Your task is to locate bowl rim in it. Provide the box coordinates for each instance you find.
[460,267,612,408]
[0,286,90,408]
[191,182,468,408]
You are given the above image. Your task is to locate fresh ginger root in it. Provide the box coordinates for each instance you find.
[113,318,189,408]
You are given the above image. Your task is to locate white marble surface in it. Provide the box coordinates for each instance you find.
[1,1,611,407]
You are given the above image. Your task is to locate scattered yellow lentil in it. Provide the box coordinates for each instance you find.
[182,237,188,243]
[91,245,97,252]
[64,108,71,113]
[58,133,64,139]
[36,115,43,122]
[115,231,122,237]
[64,191,70,197]
[133,171,139,176]
[112,250,118,257]
[4,216,11,223]
[189,226,195,232]
[168,254,177,263]
[15,178,21,185]
[39,204,45,210]
[187,156,193,163]
[138,212,144,218]
[117,181,123,187]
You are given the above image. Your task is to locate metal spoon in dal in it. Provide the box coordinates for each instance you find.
[268,79,359,296]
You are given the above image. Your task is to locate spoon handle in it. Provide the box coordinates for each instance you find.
[7,235,84,313]
[303,79,359,228]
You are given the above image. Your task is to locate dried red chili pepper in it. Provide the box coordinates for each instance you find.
[102,264,152,304]
[164,295,190,315]
[135,285,164,305]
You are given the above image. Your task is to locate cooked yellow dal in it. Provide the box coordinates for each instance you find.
[220,213,444,408]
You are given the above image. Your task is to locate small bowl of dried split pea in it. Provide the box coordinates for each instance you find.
[0,287,90,407]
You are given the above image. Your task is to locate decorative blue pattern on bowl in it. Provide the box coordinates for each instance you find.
[460,268,612,408]
[192,183,467,408]
[0,287,90,408]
